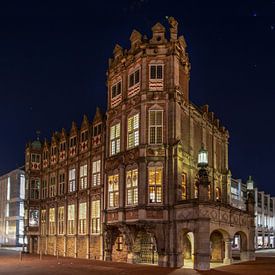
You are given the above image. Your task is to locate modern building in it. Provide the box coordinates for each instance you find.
[24,18,255,270]
[0,168,25,246]
[246,177,275,249]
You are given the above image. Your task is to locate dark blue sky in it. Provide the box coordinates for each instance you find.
[0,0,274,194]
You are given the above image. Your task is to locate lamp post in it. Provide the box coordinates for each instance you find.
[197,145,210,202]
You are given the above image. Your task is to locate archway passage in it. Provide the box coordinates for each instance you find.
[210,230,225,262]
[182,231,194,268]
[232,231,248,261]
[132,231,158,264]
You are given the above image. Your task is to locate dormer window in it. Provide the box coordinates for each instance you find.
[149,64,164,91]
[128,69,140,97]
[111,81,122,107]
[111,82,121,98]
[51,146,57,156]
[70,136,77,147]
[150,65,163,80]
[60,142,66,151]
[81,130,88,142]
[93,124,102,137]
[128,70,140,88]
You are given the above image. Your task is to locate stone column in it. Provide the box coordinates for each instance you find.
[193,217,211,270]
[158,253,169,267]
[223,238,232,264]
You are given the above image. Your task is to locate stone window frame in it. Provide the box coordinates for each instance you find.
[149,63,164,81]
[58,171,65,196]
[127,111,140,149]
[148,162,163,204]
[68,167,76,192]
[110,121,121,156]
[125,164,138,206]
[58,206,65,235]
[78,202,87,235]
[30,178,40,200]
[181,172,187,200]
[91,199,101,234]
[41,209,47,236]
[79,163,88,190]
[48,207,56,235]
[92,159,101,187]
[148,107,164,145]
[108,171,119,209]
[67,204,75,235]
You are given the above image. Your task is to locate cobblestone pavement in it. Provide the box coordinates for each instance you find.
[0,249,275,275]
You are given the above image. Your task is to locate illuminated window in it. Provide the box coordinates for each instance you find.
[194,183,198,199]
[149,110,163,144]
[126,169,138,205]
[148,166,162,203]
[41,209,46,235]
[111,81,122,98]
[49,208,55,235]
[216,187,221,202]
[108,174,119,208]
[58,173,65,195]
[150,65,163,80]
[208,185,211,199]
[30,179,40,199]
[20,174,25,199]
[41,179,48,199]
[49,176,56,197]
[68,204,75,235]
[69,168,76,192]
[128,69,140,88]
[91,200,100,234]
[5,203,9,217]
[79,164,88,189]
[29,209,39,227]
[127,114,139,149]
[181,173,187,200]
[79,203,87,234]
[92,160,101,186]
[19,202,24,217]
[58,207,64,235]
[110,123,120,155]
[116,235,123,251]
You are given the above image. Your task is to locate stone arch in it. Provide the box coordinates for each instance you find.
[210,229,230,263]
[232,231,248,261]
[132,230,158,264]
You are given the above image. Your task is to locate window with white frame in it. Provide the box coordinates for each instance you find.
[92,160,101,186]
[79,202,87,234]
[69,168,76,192]
[111,81,122,98]
[58,207,64,235]
[108,174,119,208]
[148,166,163,203]
[127,114,139,149]
[67,204,75,235]
[128,69,140,88]
[59,173,65,195]
[126,169,138,205]
[20,174,25,199]
[49,208,55,235]
[150,64,163,80]
[110,123,120,155]
[149,110,163,144]
[91,200,100,234]
[79,164,88,189]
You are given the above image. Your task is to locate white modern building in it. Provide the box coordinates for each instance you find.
[0,168,25,246]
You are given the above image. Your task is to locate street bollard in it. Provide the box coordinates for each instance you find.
[56,251,59,261]
[40,251,42,260]
[19,251,22,261]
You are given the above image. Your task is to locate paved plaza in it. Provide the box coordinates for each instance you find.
[0,249,275,275]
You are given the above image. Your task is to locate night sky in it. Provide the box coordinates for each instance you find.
[0,1,274,194]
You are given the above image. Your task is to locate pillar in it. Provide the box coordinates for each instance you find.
[223,238,232,264]
[158,253,169,267]
[194,218,211,270]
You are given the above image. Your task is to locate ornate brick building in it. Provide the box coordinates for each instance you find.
[24,18,255,270]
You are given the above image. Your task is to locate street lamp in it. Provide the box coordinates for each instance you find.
[198,145,208,168]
